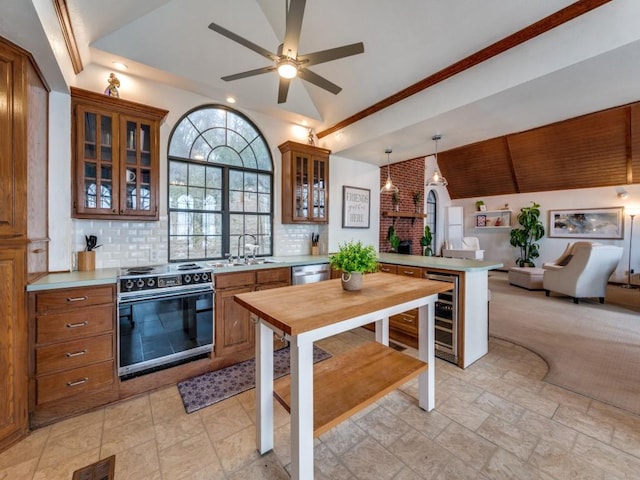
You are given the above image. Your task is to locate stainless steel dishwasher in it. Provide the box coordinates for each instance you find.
[291,263,330,285]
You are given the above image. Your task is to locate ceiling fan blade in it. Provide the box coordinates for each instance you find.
[221,66,276,82]
[297,68,342,95]
[298,42,365,67]
[278,77,291,104]
[283,0,306,57]
[208,22,277,61]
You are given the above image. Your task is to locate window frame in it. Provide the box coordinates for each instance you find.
[167,104,273,262]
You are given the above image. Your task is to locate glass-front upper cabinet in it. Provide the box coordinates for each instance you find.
[279,141,330,224]
[71,87,168,221]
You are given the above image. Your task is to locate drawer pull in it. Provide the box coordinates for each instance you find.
[402,270,415,276]
[401,316,414,323]
[65,349,87,358]
[66,377,88,387]
[66,321,89,329]
[66,296,88,302]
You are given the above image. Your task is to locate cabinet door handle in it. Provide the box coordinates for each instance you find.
[66,349,87,358]
[66,296,87,302]
[66,377,88,387]
[66,321,89,329]
[32,248,46,253]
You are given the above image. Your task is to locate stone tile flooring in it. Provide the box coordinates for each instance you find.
[2,328,640,479]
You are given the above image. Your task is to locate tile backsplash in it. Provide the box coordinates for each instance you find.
[73,218,327,269]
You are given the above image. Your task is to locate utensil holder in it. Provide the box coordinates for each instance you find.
[311,246,319,256]
[77,251,95,271]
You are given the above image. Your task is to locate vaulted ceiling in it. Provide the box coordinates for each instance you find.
[3,0,640,196]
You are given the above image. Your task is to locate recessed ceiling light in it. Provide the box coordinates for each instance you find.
[226,96,236,104]
[112,62,128,70]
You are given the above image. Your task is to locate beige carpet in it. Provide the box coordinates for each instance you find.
[489,271,640,416]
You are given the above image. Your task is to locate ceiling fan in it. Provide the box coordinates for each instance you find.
[208,0,364,104]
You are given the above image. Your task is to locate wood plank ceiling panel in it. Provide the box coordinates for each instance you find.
[507,107,628,193]
[438,137,517,199]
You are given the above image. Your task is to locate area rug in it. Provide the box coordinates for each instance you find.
[178,345,331,414]
[489,271,640,415]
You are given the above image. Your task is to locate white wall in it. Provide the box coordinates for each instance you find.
[452,186,640,283]
[328,155,381,253]
[47,65,381,270]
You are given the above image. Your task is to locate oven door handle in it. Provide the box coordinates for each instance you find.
[118,286,213,305]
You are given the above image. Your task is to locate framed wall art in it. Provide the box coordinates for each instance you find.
[548,207,624,239]
[342,186,370,228]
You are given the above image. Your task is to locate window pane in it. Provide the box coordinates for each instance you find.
[214,145,242,166]
[230,214,244,235]
[244,192,257,212]
[244,172,258,192]
[169,162,188,185]
[229,191,243,212]
[189,164,206,187]
[227,130,249,155]
[190,136,212,161]
[227,112,258,141]
[190,187,205,209]
[169,121,198,158]
[188,108,225,130]
[169,185,187,208]
[229,170,243,191]
[253,138,272,171]
[258,174,270,193]
[240,148,258,169]
[258,193,270,213]
[206,167,222,188]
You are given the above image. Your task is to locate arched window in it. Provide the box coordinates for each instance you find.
[426,190,437,251]
[167,105,273,261]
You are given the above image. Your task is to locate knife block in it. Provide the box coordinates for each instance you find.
[311,246,319,256]
[77,251,95,271]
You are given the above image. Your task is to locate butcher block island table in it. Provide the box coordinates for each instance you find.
[234,272,452,480]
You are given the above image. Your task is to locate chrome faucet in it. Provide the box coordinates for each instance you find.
[237,234,257,263]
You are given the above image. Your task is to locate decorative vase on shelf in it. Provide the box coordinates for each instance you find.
[341,272,363,291]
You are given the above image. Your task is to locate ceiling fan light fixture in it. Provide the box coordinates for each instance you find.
[427,134,448,187]
[277,59,298,79]
[380,148,399,194]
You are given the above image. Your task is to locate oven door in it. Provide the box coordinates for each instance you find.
[118,286,214,377]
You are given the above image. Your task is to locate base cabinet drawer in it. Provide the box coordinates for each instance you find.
[36,334,113,376]
[35,305,113,343]
[34,285,114,313]
[390,309,418,336]
[36,361,114,405]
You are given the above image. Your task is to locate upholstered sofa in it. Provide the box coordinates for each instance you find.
[543,242,623,304]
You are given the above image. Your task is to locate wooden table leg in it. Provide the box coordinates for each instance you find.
[289,336,314,480]
[256,320,274,454]
[418,301,435,411]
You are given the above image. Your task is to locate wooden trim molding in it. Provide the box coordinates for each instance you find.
[52,0,83,74]
[317,0,612,139]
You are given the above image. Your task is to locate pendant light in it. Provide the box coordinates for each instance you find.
[380,148,399,194]
[427,134,448,187]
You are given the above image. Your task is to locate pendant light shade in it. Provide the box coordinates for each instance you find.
[380,148,399,194]
[427,134,448,187]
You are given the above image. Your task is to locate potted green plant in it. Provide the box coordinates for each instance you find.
[387,225,400,252]
[509,201,545,267]
[420,225,433,256]
[413,191,422,213]
[475,200,486,211]
[329,240,379,291]
[392,191,400,211]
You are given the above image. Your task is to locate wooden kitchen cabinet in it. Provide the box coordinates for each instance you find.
[0,37,48,451]
[28,285,118,427]
[70,87,168,221]
[279,141,330,224]
[213,267,290,369]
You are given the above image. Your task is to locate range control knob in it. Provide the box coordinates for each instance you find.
[125,280,134,290]
[147,278,155,287]
[201,273,209,282]
[136,279,145,288]
[184,274,191,283]
[193,273,200,282]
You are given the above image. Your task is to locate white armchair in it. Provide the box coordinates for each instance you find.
[543,243,623,304]
[442,237,484,260]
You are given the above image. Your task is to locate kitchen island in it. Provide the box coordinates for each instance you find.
[234,272,452,480]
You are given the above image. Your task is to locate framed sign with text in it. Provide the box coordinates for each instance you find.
[342,186,370,228]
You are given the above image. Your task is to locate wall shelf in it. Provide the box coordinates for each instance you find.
[472,210,512,228]
[382,212,426,218]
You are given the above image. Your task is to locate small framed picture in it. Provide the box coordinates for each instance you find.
[476,215,486,227]
[479,205,487,211]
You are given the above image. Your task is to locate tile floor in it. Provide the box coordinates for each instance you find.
[2,328,640,479]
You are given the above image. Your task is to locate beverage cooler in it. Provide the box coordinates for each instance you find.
[424,271,459,365]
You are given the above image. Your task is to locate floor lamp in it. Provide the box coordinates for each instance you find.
[623,213,637,289]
